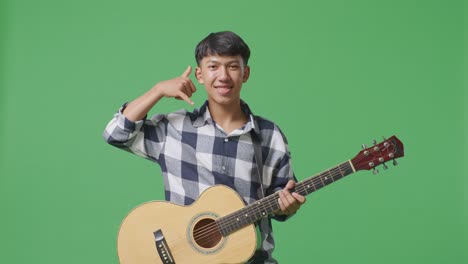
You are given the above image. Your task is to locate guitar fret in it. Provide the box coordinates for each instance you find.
[322,171,333,185]
[256,200,268,217]
[333,167,343,181]
[308,181,317,192]
[314,178,325,190]
[338,164,344,177]
[327,169,334,182]
[264,199,273,214]
[319,174,325,186]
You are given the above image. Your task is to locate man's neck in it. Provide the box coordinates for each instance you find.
[207,99,248,135]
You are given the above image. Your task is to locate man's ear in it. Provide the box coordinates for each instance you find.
[195,66,204,84]
[243,65,250,83]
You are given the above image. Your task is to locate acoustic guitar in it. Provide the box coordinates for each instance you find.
[117,136,404,264]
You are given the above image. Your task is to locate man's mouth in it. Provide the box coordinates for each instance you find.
[215,86,232,95]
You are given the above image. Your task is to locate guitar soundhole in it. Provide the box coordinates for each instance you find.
[192,218,222,249]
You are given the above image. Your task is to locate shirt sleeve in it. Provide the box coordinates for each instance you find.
[270,151,297,222]
[265,125,298,222]
[102,104,167,163]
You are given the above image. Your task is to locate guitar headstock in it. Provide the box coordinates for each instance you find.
[351,135,404,173]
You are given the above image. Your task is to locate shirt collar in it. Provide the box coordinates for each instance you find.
[193,100,261,136]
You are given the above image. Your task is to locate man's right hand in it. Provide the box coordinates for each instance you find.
[153,66,197,106]
[122,66,197,122]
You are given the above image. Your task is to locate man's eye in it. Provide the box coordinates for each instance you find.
[229,65,239,70]
[208,65,217,69]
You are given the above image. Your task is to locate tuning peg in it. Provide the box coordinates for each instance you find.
[382,136,387,141]
[372,139,377,145]
[383,163,388,170]
[373,168,379,174]
[393,160,398,166]
[362,144,367,149]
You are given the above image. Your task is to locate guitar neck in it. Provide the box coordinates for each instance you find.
[217,160,356,236]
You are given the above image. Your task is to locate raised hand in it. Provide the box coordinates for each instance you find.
[122,66,198,122]
[154,66,197,106]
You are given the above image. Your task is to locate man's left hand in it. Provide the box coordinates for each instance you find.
[276,180,306,216]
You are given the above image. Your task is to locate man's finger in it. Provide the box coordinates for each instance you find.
[177,91,194,106]
[183,84,193,98]
[278,197,286,211]
[184,80,196,95]
[280,191,292,207]
[181,65,192,78]
[283,190,296,205]
[285,180,295,191]
[292,193,306,204]
[188,79,197,93]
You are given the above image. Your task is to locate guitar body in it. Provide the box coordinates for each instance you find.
[117,185,257,264]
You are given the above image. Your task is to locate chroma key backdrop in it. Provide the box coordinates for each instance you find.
[0,0,465,263]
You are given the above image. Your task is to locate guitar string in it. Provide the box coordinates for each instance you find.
[190,143,394,240]
[191,155,375,243]
[189,162,354,244]
[185,150,387,242]
[216,164,348,233]
[195,152,390,246]
[167,225,251,256]
[174,164,378,255]
[166,152,390,254]
[193,161,353,237]
[187,164,361,251]
[171,163,355,255]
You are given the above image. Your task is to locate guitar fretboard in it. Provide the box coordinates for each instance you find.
[216,161,355,236]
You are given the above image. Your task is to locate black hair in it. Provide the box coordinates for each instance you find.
[195,31,251,66]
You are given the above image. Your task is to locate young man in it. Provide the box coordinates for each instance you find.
[103,31,306,263]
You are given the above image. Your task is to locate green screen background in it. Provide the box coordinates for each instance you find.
[1,0,465,263]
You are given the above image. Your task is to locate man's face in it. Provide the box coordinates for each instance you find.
[195,54,250,106]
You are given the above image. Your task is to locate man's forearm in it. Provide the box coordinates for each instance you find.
[123,86,164,122]
[122,66,196,121]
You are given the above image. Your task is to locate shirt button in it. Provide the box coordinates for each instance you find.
[222,166,226,171]
[224,138,229,142]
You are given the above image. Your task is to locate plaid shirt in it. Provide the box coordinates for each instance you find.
[103,100,295,263]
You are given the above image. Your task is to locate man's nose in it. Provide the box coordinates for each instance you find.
[218,66,231,81]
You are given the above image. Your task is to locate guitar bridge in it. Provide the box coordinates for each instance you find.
[154,229,176,264]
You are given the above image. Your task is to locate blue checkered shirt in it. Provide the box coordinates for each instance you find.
[103,100,296,263]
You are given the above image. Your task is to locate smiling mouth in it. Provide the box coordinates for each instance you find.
[215,85,232,89]
[215,86,232,95]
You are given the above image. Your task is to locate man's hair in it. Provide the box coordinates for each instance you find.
[195,31,251,66]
